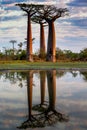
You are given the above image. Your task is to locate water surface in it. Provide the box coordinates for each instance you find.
[0,70,87,130]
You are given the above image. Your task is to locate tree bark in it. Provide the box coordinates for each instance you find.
[27,71,33,120]
[40,71,46,105]
[47,21,56,62]
[27,13,33,61]
[47,70,56,110]
[40,23,46,58]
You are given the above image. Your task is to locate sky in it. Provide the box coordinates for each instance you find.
[0,0,87,53]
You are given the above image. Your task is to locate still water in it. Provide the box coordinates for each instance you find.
[0,70,87,130]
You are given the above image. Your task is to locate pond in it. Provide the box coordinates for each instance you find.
[0,70,87,130]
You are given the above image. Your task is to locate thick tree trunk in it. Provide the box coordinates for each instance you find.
[27,14,33,61]
[47,21,56,62]
[40,23,46,58]
[27,71,33,120]
[47,70,56,110]
[40,71,46,105]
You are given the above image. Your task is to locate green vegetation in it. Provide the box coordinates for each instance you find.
[0,61,87,70]
[1,47,87,62]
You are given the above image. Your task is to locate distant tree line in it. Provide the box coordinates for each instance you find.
[55,48,87,62]
[0,42,87,61]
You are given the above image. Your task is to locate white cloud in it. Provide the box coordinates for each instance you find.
[20,1,57,5]
[55,0,74,8]
[0,16,27,29]
[0,10,23,17]
[69,7,87,19]
[56,21,87,39]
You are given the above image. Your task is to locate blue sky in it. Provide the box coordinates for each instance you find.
[0,0,87,52]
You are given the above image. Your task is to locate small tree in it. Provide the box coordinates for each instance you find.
[56,48,65,60]
[18,42,23,51]
[9,40,17,56]
[79,48,87,61]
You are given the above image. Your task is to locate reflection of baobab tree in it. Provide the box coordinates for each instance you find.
[17,70,69,129]
[32,71,47,112]
[33,70,69,125]
[46,70,69,123]
[40,71,46,106]
[17,70,44,129]
[47,70,56,110]
[17,70,36,129]
[26,71,33,121]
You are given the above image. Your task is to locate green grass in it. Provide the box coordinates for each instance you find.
[0,61,87,70]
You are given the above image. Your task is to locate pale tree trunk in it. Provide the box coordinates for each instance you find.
[27,13,33,61]
[47,21,56,62]
[40,71,46,105]
[40,23,46,58]
[47,70,56,110]
[27,71,33,120]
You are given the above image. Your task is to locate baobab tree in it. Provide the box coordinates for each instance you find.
[37,5,68,62]
[16,3,37,61]
[31,16,46,59]
[16,3,44,61]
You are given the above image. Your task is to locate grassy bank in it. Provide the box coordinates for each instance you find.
[0,61,87,70]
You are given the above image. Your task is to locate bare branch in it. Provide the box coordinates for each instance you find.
[36,5,69,22]
[15,3,37,15]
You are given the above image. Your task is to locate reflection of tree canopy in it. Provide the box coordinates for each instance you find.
[0,72,3,79]
[4,71,27,81]
[17,103,69,129]
[70,71,78,77]
[56,70,66,78]
[33,103,69,125]
[80,71,87,81]
[1,71,28,87]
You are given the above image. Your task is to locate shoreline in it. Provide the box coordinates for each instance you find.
[0,68,87,72]
[0,61,87,71]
